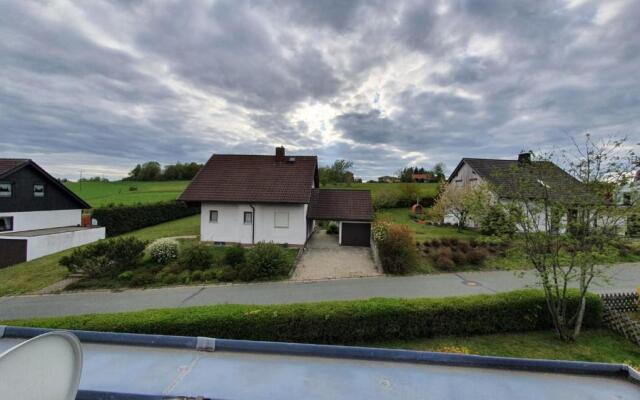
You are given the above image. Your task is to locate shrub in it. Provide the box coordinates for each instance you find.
[178,270,191,284]
[467,248,489,265]
[117,271,133,281]
[245,242,293,279]
[236,263,261,282]
[130,272,155,287]
[93,202,199,237]
[374,222,419,275]
[326,223,339,235]
[202,269,216,282]
[223,246,246,267]
[148,239,179,264]
[6,290,602,345]
[60,237,147,277]
[435,255,455,270]
[451,250,467,265]
[480,205,516,237]
[161,273,178,285]
[191,270,203,282]
[179,243,214,270]
[217,265,237,282]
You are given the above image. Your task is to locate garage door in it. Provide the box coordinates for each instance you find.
[0,239,27,268]
[341,223,371,246]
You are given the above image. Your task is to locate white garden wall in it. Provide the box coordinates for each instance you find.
[24,227,105,261]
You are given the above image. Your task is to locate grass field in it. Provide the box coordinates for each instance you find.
[0,214,200,296]
[65,180,440,208]
[324,182,439,197]
[374,330,640,368]
[65,180,190,207]
[376,207,481,241]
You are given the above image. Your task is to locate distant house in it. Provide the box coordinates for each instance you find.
[179,147,374,247]
[617,170,640,236]
[411,172,434,183]
[446,153,591,230]
[378,176,400,183]
[0,159,105,268]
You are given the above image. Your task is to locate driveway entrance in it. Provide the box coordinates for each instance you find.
[291,230,381,281]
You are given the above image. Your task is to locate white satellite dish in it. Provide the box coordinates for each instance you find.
[0,331,83,400]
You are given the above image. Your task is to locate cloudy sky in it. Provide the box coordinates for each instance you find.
[1,0,639,180]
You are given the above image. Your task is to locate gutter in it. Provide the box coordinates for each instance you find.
[249,204,255,245]
[2,326,639,385]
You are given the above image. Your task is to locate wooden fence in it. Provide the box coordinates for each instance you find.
[600,292,640,345]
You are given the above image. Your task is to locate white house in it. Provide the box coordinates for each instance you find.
[445,153,592,232]
[178,147,373,247]
[0,159,105,268]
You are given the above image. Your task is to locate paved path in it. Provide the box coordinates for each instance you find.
[1,263,639,320]
[291,231,381,281]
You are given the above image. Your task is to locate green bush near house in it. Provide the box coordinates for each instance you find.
[178,242,214,270]
[59,236,148,277]
[93,202,199,237]
[3,290,602,344]
[223,245,246,267]
[242,242,294,280]
[373,221,419,274]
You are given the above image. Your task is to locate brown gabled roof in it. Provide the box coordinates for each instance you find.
[178,154,319,204]
[0,158,91,208]
[0,159,29,178]
[308,189,373,221]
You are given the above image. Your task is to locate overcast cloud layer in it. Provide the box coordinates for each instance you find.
[1,0,639,179]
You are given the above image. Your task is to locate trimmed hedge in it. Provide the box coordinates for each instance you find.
[3,290,602,344]
[93,202,199,237]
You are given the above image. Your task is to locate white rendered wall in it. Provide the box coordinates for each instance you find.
[0,209,82,233]
[6,227,107,261]
[201,203,307,246]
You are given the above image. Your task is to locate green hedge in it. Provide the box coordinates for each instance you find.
[3,290,602,344]
[93,202,199,237]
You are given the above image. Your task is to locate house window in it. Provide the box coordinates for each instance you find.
[274,212,289,228]
[0,183,11,197]
[0,216,13,232]
[243,211,253,225]
[33,184,45,197]
[209,210,218,223]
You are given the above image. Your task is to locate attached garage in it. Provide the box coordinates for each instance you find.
[339,222,371,246]
[0,238,27,268]
[307,188,373,247]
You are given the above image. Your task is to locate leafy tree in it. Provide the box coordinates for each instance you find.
[398,166,415,182]
[430,182,492,231]
[319,159,354,185]
[433,162,446,182]
[509,134,637,341]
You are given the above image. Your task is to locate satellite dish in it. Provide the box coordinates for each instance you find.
[0,331,83,400]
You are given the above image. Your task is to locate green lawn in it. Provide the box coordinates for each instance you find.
[377,207,481,241]
[65,180,190,207]
[324,182,439,197]
[374,330,640,368]
[0,214,200,296]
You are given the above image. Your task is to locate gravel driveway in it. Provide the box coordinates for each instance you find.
[291,230,381,281]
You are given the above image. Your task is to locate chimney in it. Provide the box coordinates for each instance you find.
[518,152,532,164]
[275,146,285,162]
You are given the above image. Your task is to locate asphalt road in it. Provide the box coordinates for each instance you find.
[1,263,639,320]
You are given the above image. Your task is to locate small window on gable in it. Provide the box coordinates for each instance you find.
[274,212,289,228]
[244,211,253,225]
[34,184,45,197]
[0,216,13,232]
[209,210,218,223]
[0,183,11,197]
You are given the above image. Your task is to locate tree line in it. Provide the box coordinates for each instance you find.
[397,163,446,183]
[124,161,203,181]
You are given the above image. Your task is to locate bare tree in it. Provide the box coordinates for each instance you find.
[509,134,637,341]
